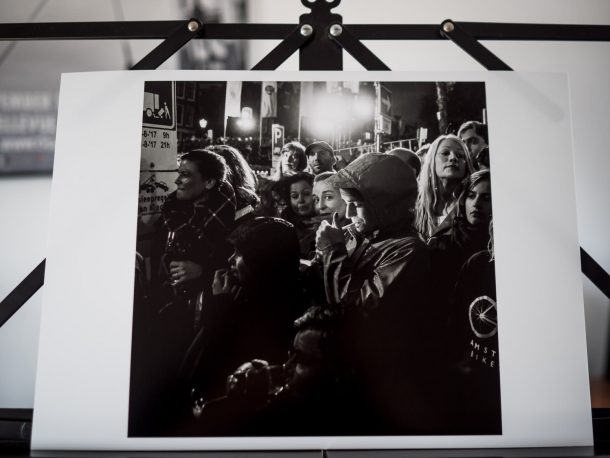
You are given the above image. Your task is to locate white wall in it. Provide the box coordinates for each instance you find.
[0,0,185,408]
[1,0,609,408]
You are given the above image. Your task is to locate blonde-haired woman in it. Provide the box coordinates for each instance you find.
[415,134,474,239]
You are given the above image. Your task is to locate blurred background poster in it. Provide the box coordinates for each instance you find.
[0,90,57,174]
[0,0,246,175]
[178,0,246,70]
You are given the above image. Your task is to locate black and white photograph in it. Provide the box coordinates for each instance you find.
[30,70,591,450]
[128,79,500,437]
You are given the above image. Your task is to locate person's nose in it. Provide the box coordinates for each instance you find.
[175,175,181,185]
[447,150,458,162]
[472,195,482,209]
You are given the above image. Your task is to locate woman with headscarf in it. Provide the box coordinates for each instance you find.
[143,149,236,435]
[415,134,475,240]
[207,144,260,225]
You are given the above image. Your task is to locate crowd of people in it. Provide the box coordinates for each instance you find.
[130,120,500,437]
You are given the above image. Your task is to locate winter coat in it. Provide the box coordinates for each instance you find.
[295,154,447,434]
[427,214,491,320]
[159,180,236,290]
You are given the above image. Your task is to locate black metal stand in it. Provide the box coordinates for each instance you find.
[130,18,202,70]
[0,0,609,451]
[2,0,608,329]
[440,19,513,70]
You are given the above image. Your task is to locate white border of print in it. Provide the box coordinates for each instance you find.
[32,70,592,451]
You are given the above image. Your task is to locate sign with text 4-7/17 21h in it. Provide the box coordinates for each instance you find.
[140,81,177,169]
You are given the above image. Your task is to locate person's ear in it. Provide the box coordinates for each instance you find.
[203,178,217,190]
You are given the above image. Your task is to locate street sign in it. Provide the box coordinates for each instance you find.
[271,123,285,173]
[140,81,178,226]
[272,123,284,151]
[375,114,392,134]
[376,84,392,118]
[142,81,175,129]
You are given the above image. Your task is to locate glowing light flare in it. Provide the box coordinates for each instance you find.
[236,117,255,131]
[241,106,253,119]
[354,95,374,119]
[305,92,375,138]
[309,118,332,137]
[310,93,374,126]
[310,93,348,128]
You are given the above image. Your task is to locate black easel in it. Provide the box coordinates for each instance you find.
[0,0,609,450]
[2,0,608,327]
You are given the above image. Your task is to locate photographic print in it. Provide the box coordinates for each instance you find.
[128,79,500,437]
[32,71,591,451]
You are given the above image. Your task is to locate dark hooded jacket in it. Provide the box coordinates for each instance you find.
[427,212,492,322]
[292,154,447,434]
[321,153,421,308]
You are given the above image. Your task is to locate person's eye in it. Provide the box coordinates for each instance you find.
[467,192,476,199]
[313,196,319,203]
[290,193,298,199]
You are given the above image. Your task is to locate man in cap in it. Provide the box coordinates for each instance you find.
[305,141,336,175]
